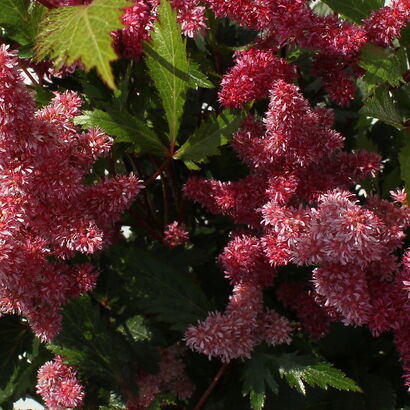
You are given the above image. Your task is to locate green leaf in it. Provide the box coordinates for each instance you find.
[35,0,129,89]
[359,44,407,88]
[120,315,151,342]
[48,296,114,376]
[175,110,244,165]
[125,248,215,331]
[188,61,214,89]
[74,108,167,156]
[0,338,43,405]
[274,354,362,395]
[49,295,158,391]
[321,0,383,23]
[242,354,279,410]
[0,0,46,45]
[144,0,189,145]
[0,316,33,389]
[360,86,404,129]
[311,0,333,17]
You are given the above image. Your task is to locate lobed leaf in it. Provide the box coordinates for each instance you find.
[274,353,362,395]
[242,354,279,410]
[359,44,407,88]
[360,86,404,129]
[35,0,129,89]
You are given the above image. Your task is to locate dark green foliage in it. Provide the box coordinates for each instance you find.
[242,351,361,410]
[0,0,45,47]
[115,247,216,332]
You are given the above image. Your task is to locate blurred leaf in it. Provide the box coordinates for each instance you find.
[242,354,279,410]
[175,110,244,165]
[399,134,410,195]
[311,0,333,17]
[144,0,189,144]
[321,0,383,23]
[382,167,402,198]
[120,315,151,342]
[0,317,33,388]
[361,373,396,410]
[360,86,404,129]
[274,353,362,395]
[0,338,42,405]
[359,44,407,88]
[0,0,46,45]
[75,108,166,156]
[355,133,378,153]
[35,0,128,89]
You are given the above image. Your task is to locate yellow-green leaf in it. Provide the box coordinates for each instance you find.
[35,0,129,89]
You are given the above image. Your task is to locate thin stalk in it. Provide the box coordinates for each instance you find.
[193,363,229,410]
[144,156,172,187]
[18,60,40,87]
[130,208,163,242]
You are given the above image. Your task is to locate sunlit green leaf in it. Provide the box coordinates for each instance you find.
[144,0,189,144]
[321,0,383,23]
[36,0,129,89]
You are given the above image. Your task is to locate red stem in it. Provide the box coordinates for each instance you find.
[193,363,229,410]
[144,156,172,187]
[130,208,163,242]
[18,60,40,87]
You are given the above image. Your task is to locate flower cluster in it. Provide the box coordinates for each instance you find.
[184,72,410,389]
[185,282,291,362]
[364,0,410,47]
[163,221,190,247]
[118,0,206,59]
[0,45,141,341]
[127,345,194,409]
[212,0,410,106]
[36,355,84,410]
[277,281,330,339]
[218,48,296,108]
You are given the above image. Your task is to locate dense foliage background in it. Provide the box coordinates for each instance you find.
[1,0,410,409]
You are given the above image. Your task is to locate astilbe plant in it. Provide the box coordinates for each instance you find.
[0,45,141,342]
[2,0,410,408]
[36,355,85,410]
